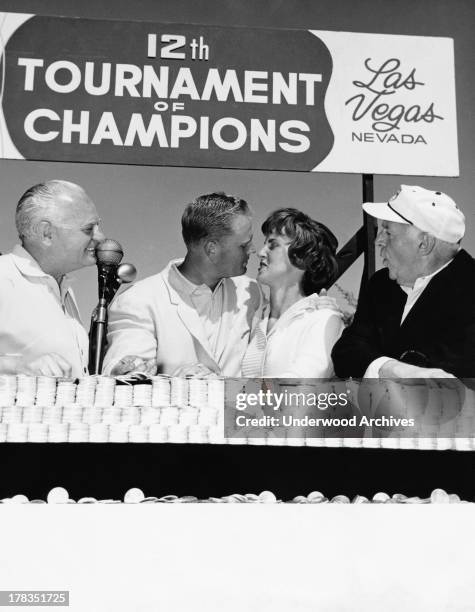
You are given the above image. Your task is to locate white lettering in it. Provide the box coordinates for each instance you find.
[124,113,168,147]
[84,62,111,96]
[24,108,59,141]
[201,68,243,102]
[114,64,142,97]
[244,70,268,103]
[45,61,81,94]
[279,120,310,153]
[212,117,247,150]
[272,72,297,105]
[170,115,197,147]
[250,119,276,152]
[299,73,322,105]
[169,67,199,99]
[17,57,44,91]
[62,110,90,144]
[91,111,123,145]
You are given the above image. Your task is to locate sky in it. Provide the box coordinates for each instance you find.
[0,0,473,318]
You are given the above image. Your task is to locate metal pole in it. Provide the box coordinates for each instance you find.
[360,174,377,294]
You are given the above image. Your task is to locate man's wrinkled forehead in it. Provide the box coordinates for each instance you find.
[53,188,97,223]
[380,219,423,243]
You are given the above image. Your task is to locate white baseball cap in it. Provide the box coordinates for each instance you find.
[362,185,465,243]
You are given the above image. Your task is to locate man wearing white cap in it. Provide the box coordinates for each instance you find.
[332,185,475,379]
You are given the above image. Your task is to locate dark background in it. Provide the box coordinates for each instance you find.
[1,444,474,501]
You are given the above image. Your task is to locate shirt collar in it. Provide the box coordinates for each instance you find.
[260,293,324,323]
[11,244,74,292]
[400,257,455,294]
[169,259,223,297]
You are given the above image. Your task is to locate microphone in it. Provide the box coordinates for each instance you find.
[96,239,124,302]
[89,239,136,375]
[116,262,137,284]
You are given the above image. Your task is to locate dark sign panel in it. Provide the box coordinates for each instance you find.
[0,13,458,175]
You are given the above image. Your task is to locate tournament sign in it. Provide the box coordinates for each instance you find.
[0,13,458,176]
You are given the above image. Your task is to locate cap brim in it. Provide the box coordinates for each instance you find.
[362,202,410,224]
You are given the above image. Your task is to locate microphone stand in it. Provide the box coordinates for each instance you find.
[88,240,136,375]
[89,266,118,375]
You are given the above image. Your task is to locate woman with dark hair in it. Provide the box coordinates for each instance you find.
[241,208,343,377]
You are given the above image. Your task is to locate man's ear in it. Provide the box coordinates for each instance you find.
[37,220,54,245]
[203,238,218,259]
[418,232,436,255]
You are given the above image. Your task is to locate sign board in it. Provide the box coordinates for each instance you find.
[0,13,458,175]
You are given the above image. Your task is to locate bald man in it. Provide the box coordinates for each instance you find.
[0,180,105,377]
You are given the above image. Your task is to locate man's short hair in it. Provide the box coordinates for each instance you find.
[15,180,83,240]
[181,192,251,246]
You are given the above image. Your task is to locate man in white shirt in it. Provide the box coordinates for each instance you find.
[103,192,262,377]
[332,185,474,380]
[0,180,105,377]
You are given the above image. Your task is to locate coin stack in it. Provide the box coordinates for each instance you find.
[178,409,199,427]
[305,436,326,447]
[148,423,169,442]
[23,404,43,424]
[208,424,225,444]
[94,377,116,429]
[0,375,17,406]
[362,436,381,449]
[188,424,208,444]
[247,431,268,446]
[55,380,77,407]
[170,377,187,407]
[207,378,224,411]
[114,384,133,408]
[102,405,121,425]
[133,384,152,407]
[168,424,188,443]
[435,438,453,451]
[265,431,286,446]
[198,406,219,427]
[36,376,57,407]
[27,422,48,442]
[6,422,28,442]
[82,405,101,425]
[63,403,83,425]
[95,376,116,407]
[140,407,160,425]
[42,404,63,426]
[95,376,116,406]
[109,423,129,442]
[455,416,474,451]
[48,423,69,442]
[76,377,97,407]
[159,406,179,425]
[89,423,109,442]
[16,375,37,407]
[3,403,22,425]
[151,376,171,407]
[188,378,207,409]
[129,424,148,442]
[68,422,89,442]
[120,406,140,425]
